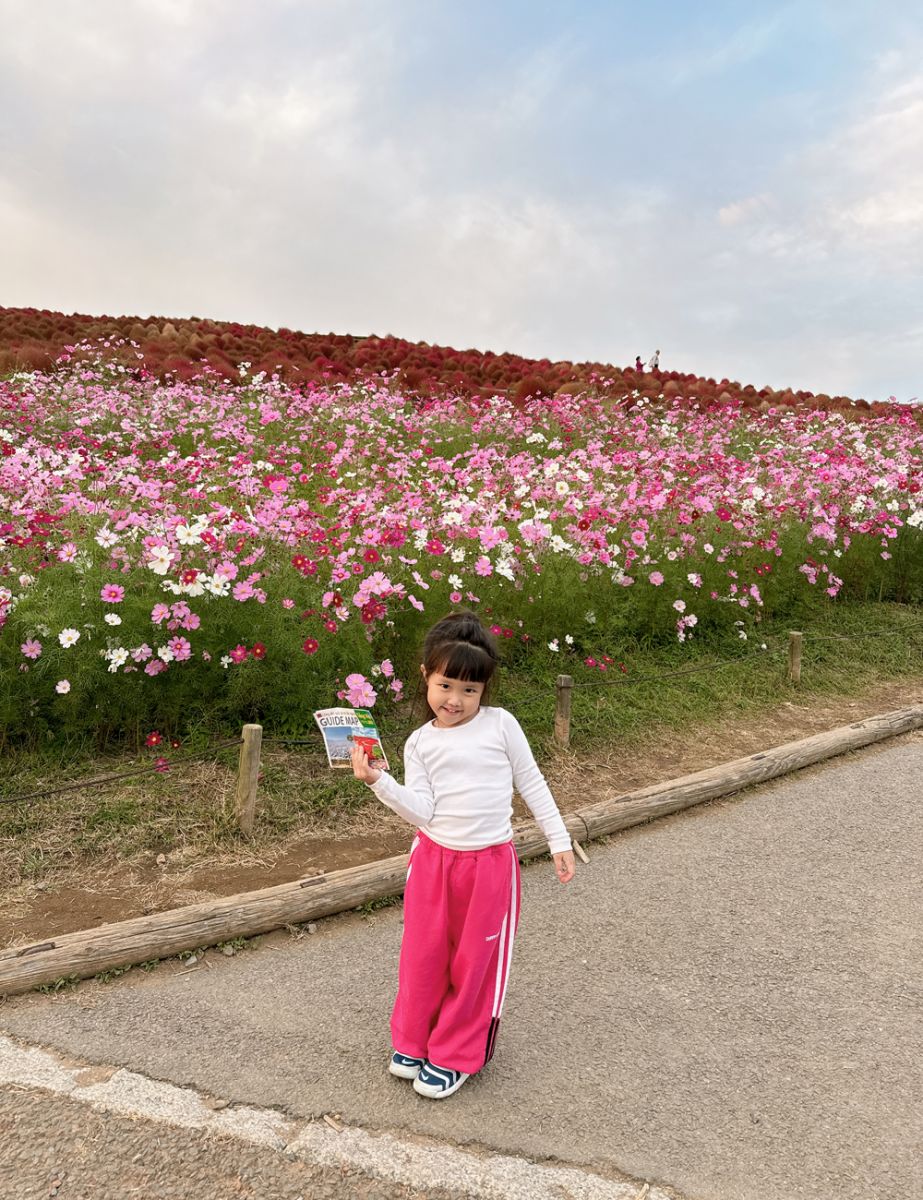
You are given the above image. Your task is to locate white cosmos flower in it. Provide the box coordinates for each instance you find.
[58,628,80,647]
[157,645,175,663]
[95,528,119,548]
[175,524,202,546]
[104,613,122,626]
[147,546,173,575]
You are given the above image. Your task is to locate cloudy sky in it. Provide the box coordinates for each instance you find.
[2,0,921,400]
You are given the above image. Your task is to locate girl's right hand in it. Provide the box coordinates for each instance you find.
[350,743,382,784]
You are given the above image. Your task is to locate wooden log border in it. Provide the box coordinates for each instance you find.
[3,704,921,997]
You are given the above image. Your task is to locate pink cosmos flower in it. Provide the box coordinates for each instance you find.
[57,543,78,563]
[101,583,125,603]
[449,591,462,603]
[649,571,664,586]
[345,672,377,707]
[230,645,249,664]
[21,639,42,659]
[630,530,646,547]
[233,581,255,601]
[282,598,295,609]
[55,679,71,694]
[479,526,505,550]
[168,636,192,661]
[474,557,493,577]
[131,644,153,662]
[151,603,171,624]
[144,659,167,676]
[379,659,394,678]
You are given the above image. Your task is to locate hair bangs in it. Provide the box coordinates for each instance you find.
[427,639,495,685]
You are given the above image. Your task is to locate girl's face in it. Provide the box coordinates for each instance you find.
[423,667,485,728]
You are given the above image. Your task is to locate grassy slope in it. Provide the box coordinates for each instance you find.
[2,601,921,888]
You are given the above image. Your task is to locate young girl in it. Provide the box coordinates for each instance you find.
[350,610,575,1100]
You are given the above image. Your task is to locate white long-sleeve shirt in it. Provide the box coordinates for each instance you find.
[368,706,572,855]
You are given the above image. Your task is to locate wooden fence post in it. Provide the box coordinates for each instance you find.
[554,675,574,748]
[788,631,803,685]
[235,724,263,837]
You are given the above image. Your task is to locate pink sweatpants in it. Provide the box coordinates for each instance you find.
[391,831,522,1075]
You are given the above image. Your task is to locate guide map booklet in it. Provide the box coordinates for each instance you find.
[314,707,390,771]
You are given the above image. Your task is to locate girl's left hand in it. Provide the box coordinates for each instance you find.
[554,850,575,884]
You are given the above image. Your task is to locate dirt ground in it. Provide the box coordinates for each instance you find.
[4,677,921,949]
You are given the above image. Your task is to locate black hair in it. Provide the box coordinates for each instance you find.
[420,610,500,710]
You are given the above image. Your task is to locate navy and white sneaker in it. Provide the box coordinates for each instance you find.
[412,1060,470,1099]
[389,1051,426,1079]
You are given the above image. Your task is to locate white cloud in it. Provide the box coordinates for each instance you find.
[717,65,923,270]
[662,12,789,88]
[718,194,773,226]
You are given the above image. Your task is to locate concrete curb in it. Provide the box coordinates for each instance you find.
[0,1033,679,1200]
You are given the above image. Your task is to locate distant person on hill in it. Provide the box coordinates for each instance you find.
[647,349,660,370]
[634,355,644,372]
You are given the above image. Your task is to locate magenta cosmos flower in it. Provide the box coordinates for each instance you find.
[101,583,125,603]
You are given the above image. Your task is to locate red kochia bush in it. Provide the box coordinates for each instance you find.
[0,304,883,415]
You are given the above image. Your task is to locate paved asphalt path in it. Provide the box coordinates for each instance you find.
[4,736,922,1200]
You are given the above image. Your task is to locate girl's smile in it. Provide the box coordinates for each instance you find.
[423,669,485,728]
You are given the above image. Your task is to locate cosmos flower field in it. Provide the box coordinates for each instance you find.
[1,350,921,747]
